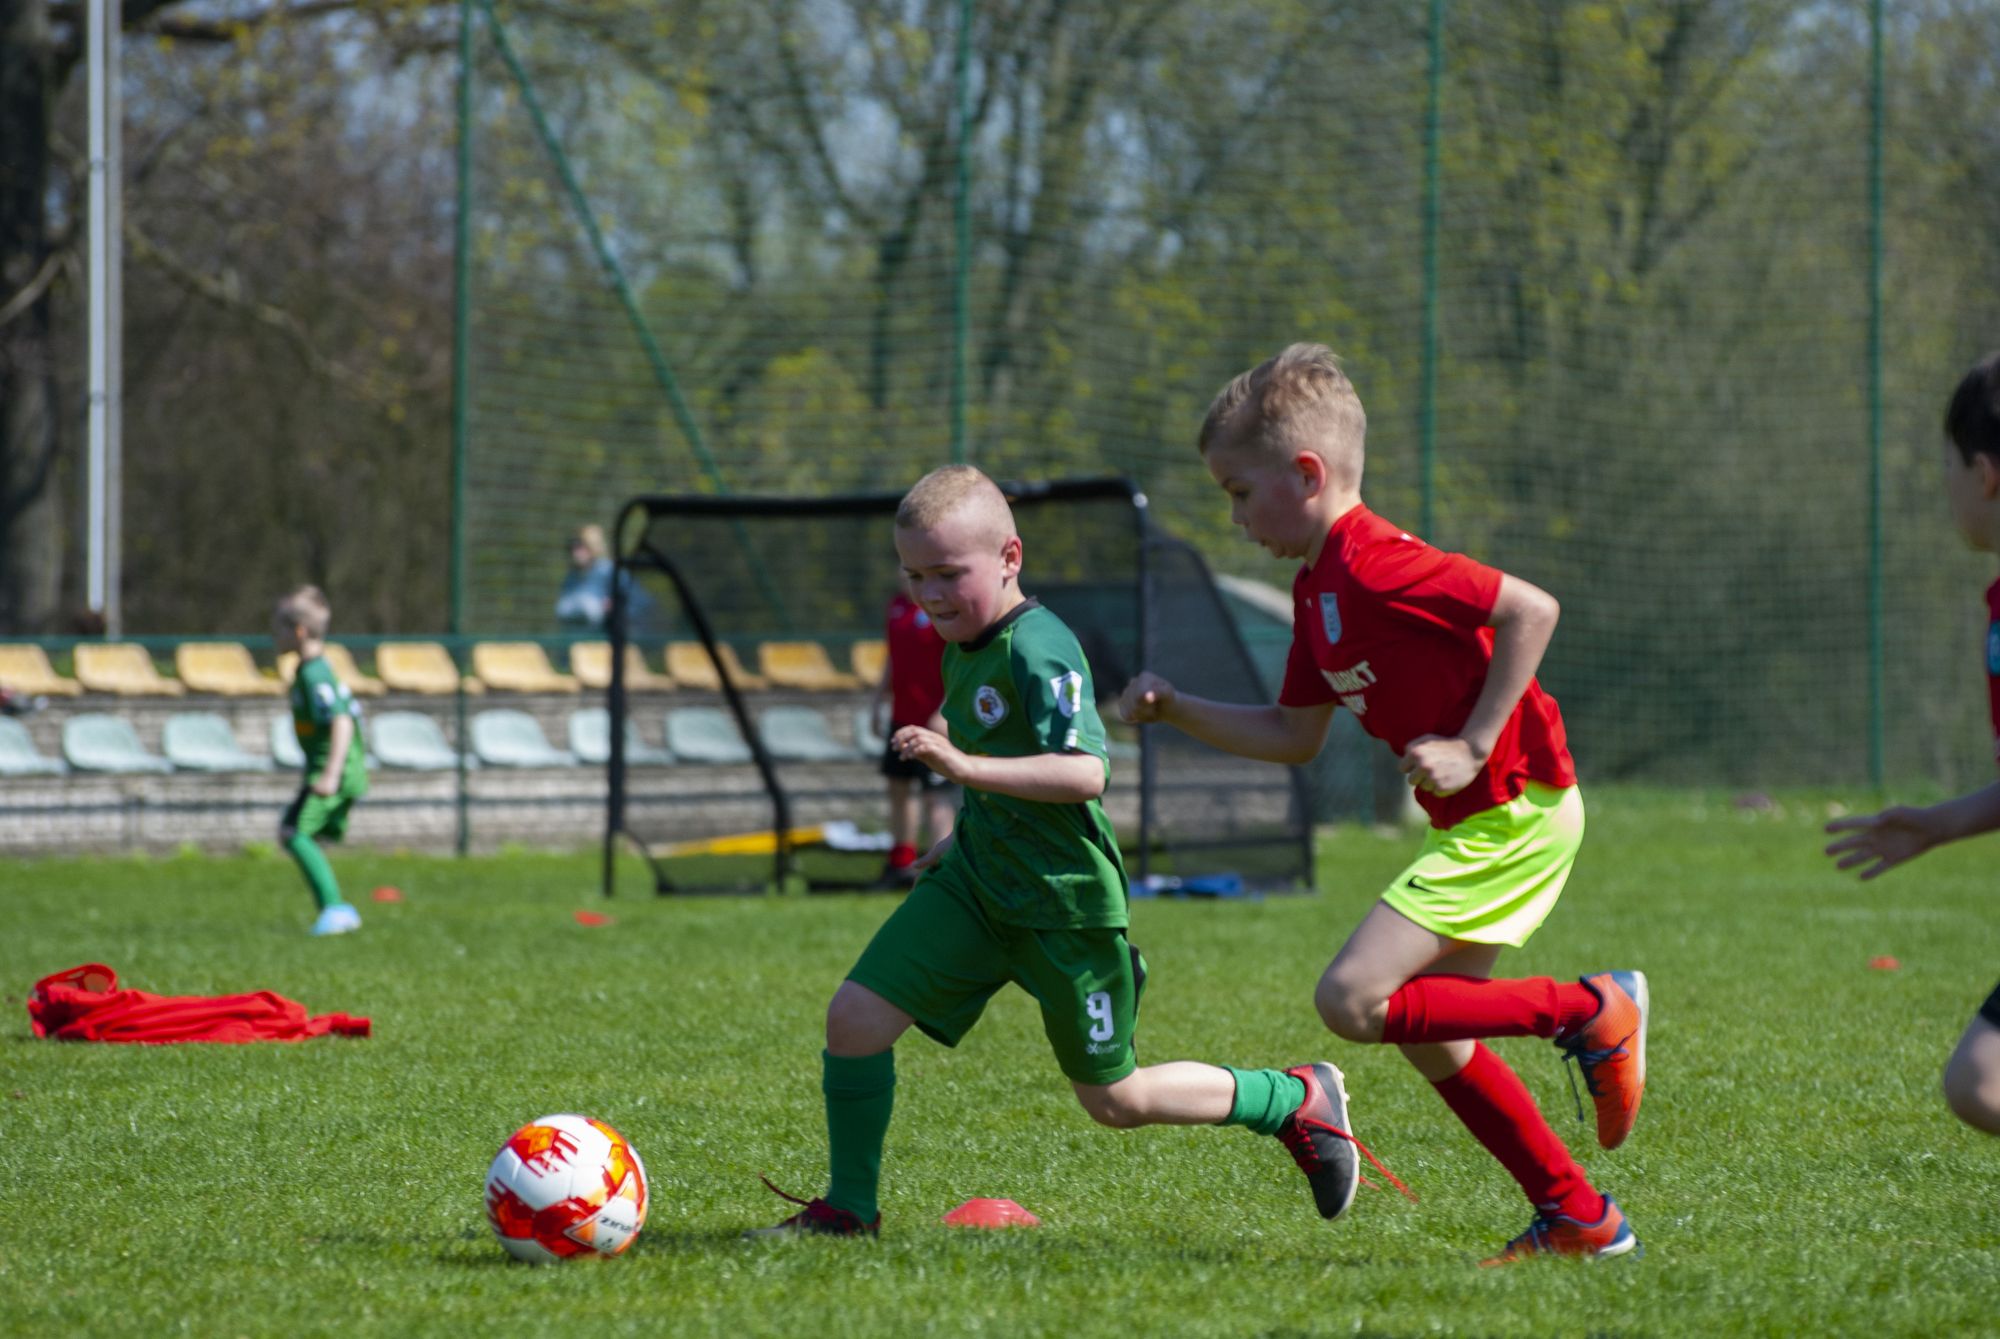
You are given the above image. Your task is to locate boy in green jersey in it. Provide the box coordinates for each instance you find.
[751,466,1402,1237]
[273,585,368,936]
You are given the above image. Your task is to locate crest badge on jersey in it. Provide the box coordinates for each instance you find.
[974,684,1008,726]
[1321,595,1343,645]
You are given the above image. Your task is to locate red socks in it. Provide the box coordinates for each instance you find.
[886,843,918,870]
[1433,1043,1604,1223]
[1381,974,1596,1044]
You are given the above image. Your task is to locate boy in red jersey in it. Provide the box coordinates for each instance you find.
[1122,344,1647,1264]
[872,587,955,884]
[1825,351,2000,1136]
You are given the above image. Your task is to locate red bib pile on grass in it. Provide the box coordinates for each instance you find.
[26,963,370,1043]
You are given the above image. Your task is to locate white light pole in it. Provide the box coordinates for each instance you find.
[86,0,123,636]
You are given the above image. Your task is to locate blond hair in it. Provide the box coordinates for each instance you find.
[274,585,332,638]
[896,464,1017,544]
[572,524,607,560]
[1198,343,1367,488]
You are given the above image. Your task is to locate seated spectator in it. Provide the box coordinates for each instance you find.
[556,524,656,633]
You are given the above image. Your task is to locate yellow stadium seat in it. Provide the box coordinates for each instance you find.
[569,642,676,692]
[471,642,580,694]
[175,642,284,697]
[0,644,83,697]
[74,643,186,697]
[760,641,862,692]
[849,639,888,686]
[276,645,386,697]
[375,642,485,696]
[666,641,769,693]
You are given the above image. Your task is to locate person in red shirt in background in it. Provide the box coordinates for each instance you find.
[1825,351,2000,1137]
[1121,343,1649,1266]
[874,587,955,885]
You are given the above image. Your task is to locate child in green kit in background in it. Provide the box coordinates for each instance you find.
[273,585,368,937]
[750,465,1405,1238]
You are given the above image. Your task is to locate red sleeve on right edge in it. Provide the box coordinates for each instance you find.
[1278,620,1334,708]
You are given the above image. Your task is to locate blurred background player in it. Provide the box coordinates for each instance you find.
[873,580,954,884]
[1825,351,2000,1136]
[274,585,367,936]
[751,465,1395,1237]
[1121,344,1647,1266]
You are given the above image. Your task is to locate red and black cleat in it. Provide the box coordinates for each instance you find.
[1275,1062,1414,1221]
[745,1176,881,1238]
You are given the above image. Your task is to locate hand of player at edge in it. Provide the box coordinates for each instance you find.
[911,830,955,871]
[891,724,967,785]
[1118,671,1176,725]
[1400,734,1485,797]
[1823,805,1946,880]
[310,772,340,798]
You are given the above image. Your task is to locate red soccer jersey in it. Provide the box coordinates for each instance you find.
[885,591,947,728]
[1278,505,1576,830]
[1985,579,2000,764]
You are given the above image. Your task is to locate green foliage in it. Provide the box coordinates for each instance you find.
[3,791,1999,1334]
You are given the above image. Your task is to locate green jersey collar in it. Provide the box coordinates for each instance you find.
[960,597,1041,654]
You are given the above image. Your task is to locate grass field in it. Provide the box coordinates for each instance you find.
[3,788,1997,1337]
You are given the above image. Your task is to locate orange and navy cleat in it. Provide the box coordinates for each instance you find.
[744,1177,880,1239]
[1480,1196,1642,1266]
[1557,970,1649,1150]
[1274,1063,1413,1220]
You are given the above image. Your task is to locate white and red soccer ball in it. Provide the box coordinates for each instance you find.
[484,1114,648,1263]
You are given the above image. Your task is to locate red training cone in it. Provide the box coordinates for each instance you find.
[574,910,614,927]
[942,1198,1040,1229]
[1869,955,1900,971]
[371,886,403,903]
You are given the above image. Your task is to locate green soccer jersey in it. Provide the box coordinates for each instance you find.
[936,599,1126,930]
[290,655,368,790]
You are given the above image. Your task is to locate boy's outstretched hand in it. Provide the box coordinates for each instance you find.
[1824,806,1948,880]
[891,724,968,786]
[1119,672,1177,724]
[911,829,955,871]
[1400,733,1484,796]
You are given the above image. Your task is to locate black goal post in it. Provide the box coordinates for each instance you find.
[600,478,1313,898]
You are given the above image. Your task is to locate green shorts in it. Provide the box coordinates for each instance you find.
[1381,782,1584,947]
[281,784,363,844]
[847,863,1146,1086]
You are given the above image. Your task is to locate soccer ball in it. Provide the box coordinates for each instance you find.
[484,1114,648,1263]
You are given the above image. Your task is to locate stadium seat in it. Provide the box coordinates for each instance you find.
[757,705,860,762]
[0,644,83,697]
[268,713,307,770]
[162,712,274,772]
[277,645,387,697]
[470,709,577,767]
[852,703,888,758]
[61,713,173,773]
[664,706,754,764]
[471,642,580,694]
[0,717,66,775]
[568,642,677,693]
[175,643,283,697]
[369,710,465,770]
[666,641,768,693]
[73,643,186,697]
[375,642,485,696]
[759,641,863,692]
[567,707,674,766]
[849,639,888,686]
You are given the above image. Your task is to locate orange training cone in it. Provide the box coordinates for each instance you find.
[942,1198,1040,1228]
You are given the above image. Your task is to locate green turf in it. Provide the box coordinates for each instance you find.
[3,789,1996,1336]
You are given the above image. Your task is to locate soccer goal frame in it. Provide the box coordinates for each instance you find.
[599,478,1314,898]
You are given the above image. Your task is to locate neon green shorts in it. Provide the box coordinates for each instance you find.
[1380,782,1584,947]
[847,862,1146,1086]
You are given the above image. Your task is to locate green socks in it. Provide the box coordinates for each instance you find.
[823,1049,896,1222]
[1221,1067,1308,1136]
[285,832,344,911]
